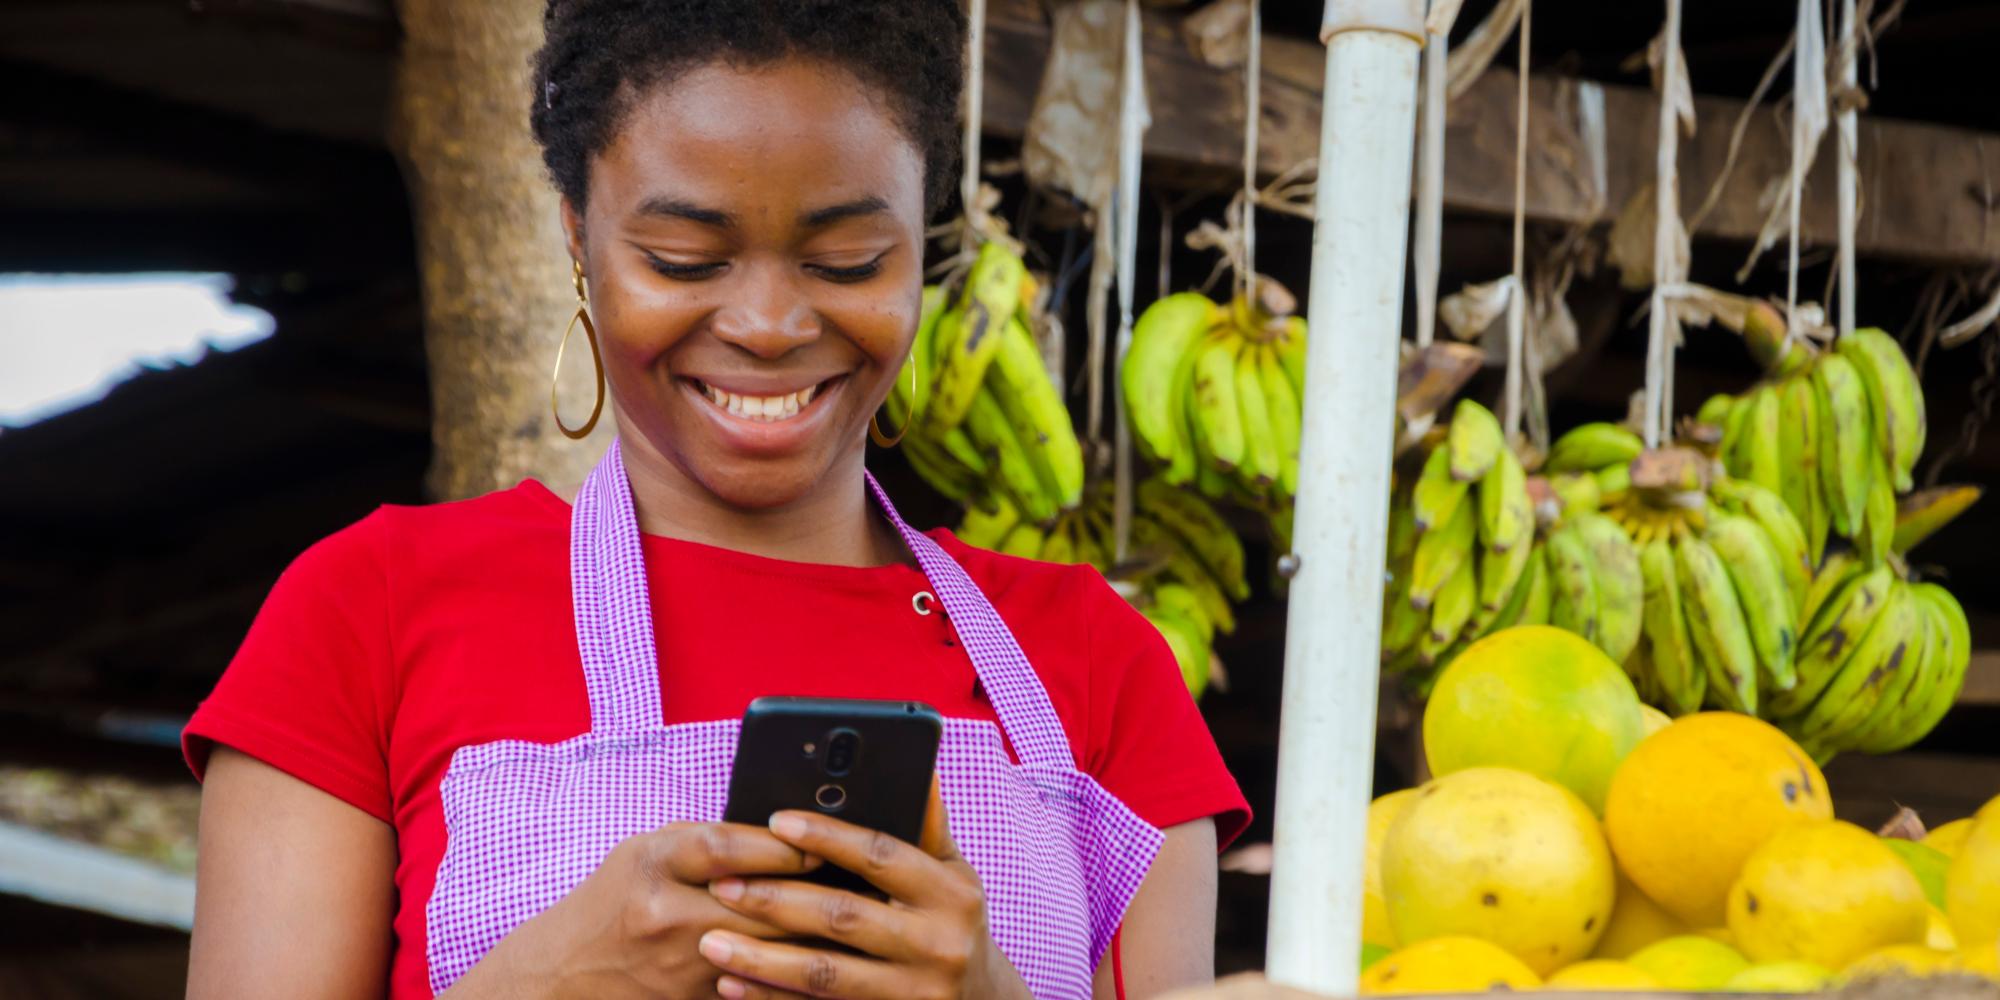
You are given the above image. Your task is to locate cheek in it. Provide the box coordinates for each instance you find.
[843,291,921,367]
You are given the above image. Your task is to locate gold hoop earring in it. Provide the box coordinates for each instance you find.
[552,259,606,440]
[869,349,919,448]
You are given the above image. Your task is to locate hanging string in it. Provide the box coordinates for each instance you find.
[960,0,987,256]
[1501,0,1531,439]
[1785,0,1828,338]
[1111,0,1149,560]
[1414,3,1450,349]
[1835,0,1860,338]
[1644,0,1686,449]
[1238,0,1261,302]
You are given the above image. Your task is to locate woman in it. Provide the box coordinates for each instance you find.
[184,2,1248,997]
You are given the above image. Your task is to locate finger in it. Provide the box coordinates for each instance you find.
[709,876,927,961]
[716,974,810,1000]
[917,773,958,861]
[700,930,910,1000]
[766,811,946,905]
[647,823,822,885]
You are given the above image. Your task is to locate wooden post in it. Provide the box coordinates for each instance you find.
[391,0,611,502]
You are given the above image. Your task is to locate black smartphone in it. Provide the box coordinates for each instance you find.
[722,696,943,897]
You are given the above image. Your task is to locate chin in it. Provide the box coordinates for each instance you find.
[685,454,835,512]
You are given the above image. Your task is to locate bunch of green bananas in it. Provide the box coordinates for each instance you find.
[889,242,1085,525]
[1122,289,1306,507]
[1597,449,1813,720]
[1765,549,1970,762]
[1700,326,1927,568]
[955,478,1248,699]
[1380,400,1540,681]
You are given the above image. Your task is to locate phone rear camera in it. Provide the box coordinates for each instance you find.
[824,728,860,776]
[814,783,847,811]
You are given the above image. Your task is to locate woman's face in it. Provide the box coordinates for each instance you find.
[567,57,926,510]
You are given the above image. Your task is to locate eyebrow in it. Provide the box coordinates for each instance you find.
[800,196,889,228]
[632,195,890,230]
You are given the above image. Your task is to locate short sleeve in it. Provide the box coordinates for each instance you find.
[1079,575,1251,848]
[182,511,397,824]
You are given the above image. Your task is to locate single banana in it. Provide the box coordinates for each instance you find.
[1705,511,1799,693]
[1676,532,1761,716]
[1409,496,1477,610]
[1477,511,1535,614]
[1144,607,1212,698]
[986,317,1085,509]
[1258,342,1303,497]
[1039,516,1077,563]
[1736,385,1784,496]
[1773,376,1810,534]
[1381,560,1427,664]
[937,425,992,477]
[1570,512,1644,663]
[1793,583,1919,746]
[1124,293,1220,475]
[1855,449,1898,568]
[1388,489,1419,562]
[1892,484,1984,556]
[1871,583,1970,753]
[1781,374,1830,566]
[1134,516,1237,635]
[1770,564,1897,719]
[1596,462,1632,503]
[1478,447,1534,556]
[1695,392,1736,429]
[955,496,1021,549]
[1846,590,1940,754]
[1813,353,1875,539]
[1545,422,1646,474]
[1545,521,1602,648]
[1714,477,1811,613]
[927,243,1027,430]
[1486,542,1552,634]
[1640,536,1706,717]
[1189,330,1248,472]
[1138,478,1250,601]
[1151,582,1217,645]
[965,388,1056,524]
[997,521,1046,559]
[1839,328,1926,492]
[1448,399,1505,482]
[1547,471,1603,516]
[1801,549,1864,638]
[1425,562,1479,663]
[887,285,947,422]
[902,432,980,503]
[1233,341,1280,489]
[1273,316,1308,396]
[1412,445,1471,532]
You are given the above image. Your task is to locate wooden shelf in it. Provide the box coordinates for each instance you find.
[1960,651,2000,708]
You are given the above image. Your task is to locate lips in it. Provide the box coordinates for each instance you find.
[696,381,820,422]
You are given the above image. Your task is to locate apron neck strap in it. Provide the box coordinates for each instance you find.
[569,442,1076,768]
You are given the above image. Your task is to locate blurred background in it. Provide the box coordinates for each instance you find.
[3,1,2000,996]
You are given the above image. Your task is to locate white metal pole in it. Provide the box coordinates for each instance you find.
[1265,0,1423,993]
[1836,0,1858,337]
[1413,5,1447,349]
[1113,0,1149,561]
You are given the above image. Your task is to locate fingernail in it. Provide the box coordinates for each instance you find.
[710,877,744,902]
[700,932,734,964]
[770,812,808,839]
[717,977,746,999]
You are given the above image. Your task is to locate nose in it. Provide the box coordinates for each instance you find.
[709,264,820,359]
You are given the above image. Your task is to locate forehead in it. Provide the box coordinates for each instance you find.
[591,58,924,214]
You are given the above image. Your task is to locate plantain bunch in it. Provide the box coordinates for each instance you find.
[1122,282,1306,509]
[1379,400,1540,684]
[955,478,1249,700]
[890,242,1085,525]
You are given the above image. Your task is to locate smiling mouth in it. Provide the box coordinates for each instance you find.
[686,377,841,422]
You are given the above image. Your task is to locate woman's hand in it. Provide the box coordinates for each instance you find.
[441,822,820,1000]
[698,784,1031,1000]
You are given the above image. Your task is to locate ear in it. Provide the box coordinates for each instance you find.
[560,196,586,268]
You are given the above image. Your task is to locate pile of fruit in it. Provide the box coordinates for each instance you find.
[1123,282,1307,509]
[889,241,1085,525]
[955,478,1246,698]
[1358,625,2000,995]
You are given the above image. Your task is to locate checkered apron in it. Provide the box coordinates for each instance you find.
[425,442,1165,998]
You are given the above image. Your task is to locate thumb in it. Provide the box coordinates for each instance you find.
[918,772,958,860]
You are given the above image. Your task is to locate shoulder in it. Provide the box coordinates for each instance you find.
[313,479,565,569]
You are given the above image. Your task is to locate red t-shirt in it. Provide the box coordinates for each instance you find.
[184,479,1249,999]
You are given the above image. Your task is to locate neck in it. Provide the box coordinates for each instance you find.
[610,432,908,569]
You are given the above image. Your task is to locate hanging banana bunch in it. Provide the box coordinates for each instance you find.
[955,478,1248,701]
[890,242,1086,524]
[1697,314,1926,569]
[1763,484,1980,762]
[1379,400,1542,687]
[1123,281,1305,510]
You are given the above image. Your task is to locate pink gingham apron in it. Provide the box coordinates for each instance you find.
[425,442,1165,998]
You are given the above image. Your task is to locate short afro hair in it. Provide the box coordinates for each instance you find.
[532,0,966,219]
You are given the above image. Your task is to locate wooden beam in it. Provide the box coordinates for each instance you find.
[984,0,2000,266]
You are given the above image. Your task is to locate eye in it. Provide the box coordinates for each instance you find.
[643,252,724,281]
[807,255,887,284]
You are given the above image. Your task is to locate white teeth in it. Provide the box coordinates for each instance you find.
[698,382,821,422]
